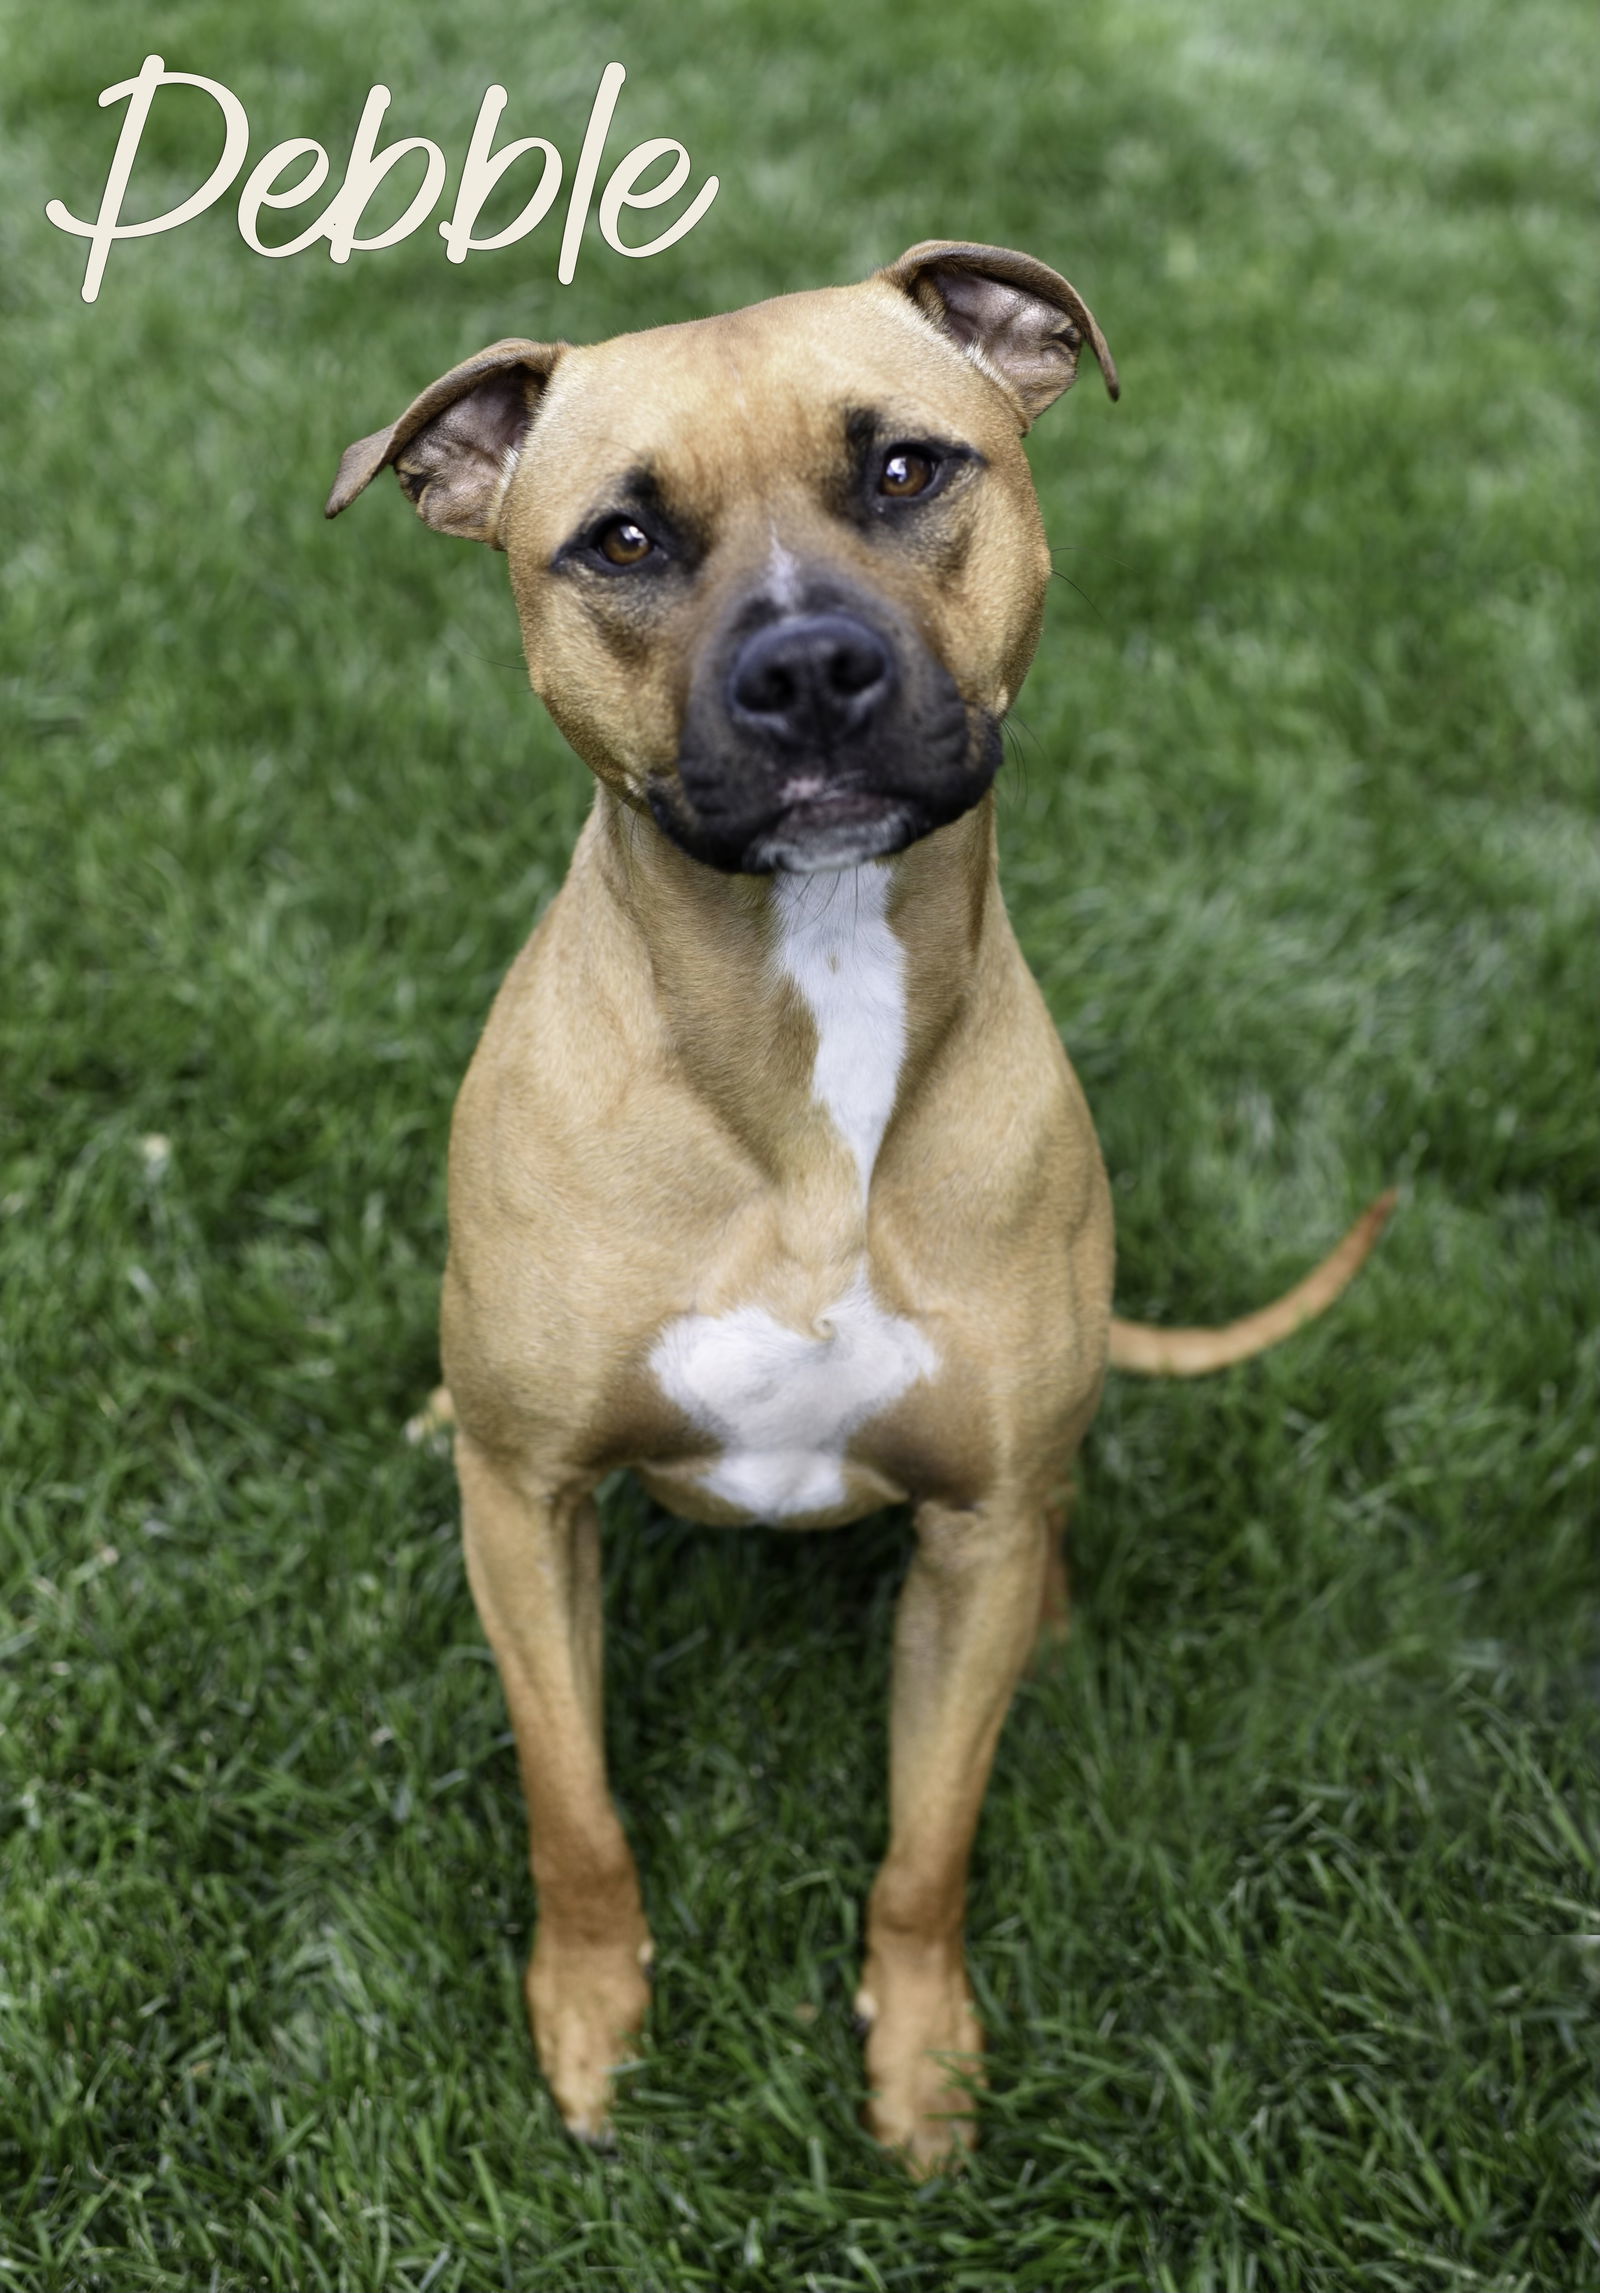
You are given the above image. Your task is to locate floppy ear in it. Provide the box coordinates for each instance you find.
[324,338,564,545]
[880,241,1118,425]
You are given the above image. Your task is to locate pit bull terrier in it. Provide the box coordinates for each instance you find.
[327,242,1390,2171]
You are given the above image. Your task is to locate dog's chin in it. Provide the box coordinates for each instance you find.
[745,793,921,876]
[647,780,929,876]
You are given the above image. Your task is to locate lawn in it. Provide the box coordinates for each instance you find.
[2,0,1597,2286]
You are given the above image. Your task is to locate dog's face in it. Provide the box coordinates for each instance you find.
[328,244,1116,875]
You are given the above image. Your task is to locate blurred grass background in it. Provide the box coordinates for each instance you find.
[2,0,1597,2285]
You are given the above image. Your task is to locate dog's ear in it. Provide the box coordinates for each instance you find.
[881,241,1118,424]
[324,338,564,545]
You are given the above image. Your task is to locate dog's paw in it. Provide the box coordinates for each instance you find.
[404,1384,456,1453]
[526,1933,653,2144]
[858,1954,984,2175]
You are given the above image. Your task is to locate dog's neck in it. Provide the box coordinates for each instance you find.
[582,786,999,1198]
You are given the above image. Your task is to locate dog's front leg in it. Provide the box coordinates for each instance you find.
[859,1493,1053,2172]
[456,1434,652,2142]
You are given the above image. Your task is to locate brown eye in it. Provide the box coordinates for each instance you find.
[880,449,936,499]
[596,518,654,566]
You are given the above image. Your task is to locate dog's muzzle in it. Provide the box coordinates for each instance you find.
[652,592,1002,876]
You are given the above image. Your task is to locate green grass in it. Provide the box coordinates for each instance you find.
[3,0,1598,2285]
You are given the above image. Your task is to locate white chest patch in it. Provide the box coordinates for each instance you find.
[651,1271,937,1518]
[769,863,907,1199]
[649,864,936,1521]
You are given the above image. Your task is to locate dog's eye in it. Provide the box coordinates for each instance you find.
[879,449,938,500]
[594,517,655,566]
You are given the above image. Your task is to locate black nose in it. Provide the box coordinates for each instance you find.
[726,613,895,749]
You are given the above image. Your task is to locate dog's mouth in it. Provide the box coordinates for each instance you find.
[746,782,920,875]
[646,772,932,877]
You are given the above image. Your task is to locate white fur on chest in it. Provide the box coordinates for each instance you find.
[649,865,937,1521]
[771,863,906,1199]
[651,1272,936,1517]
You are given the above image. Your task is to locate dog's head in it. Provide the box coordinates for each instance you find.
[328,242,1115,875]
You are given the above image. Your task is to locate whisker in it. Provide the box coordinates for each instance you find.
[1007,709,1045,762]
[1048,544,1131,571]
[1000,715,1031,808]
[1048,567,1107,624]
[452,640,529,675]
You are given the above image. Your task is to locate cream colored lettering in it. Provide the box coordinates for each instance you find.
[46,58,720,301]
[45,54,250,304]
[599,136,720,260]
[319,86,447,264]
[237,139,331,258]
[557,61,624,286]
[439,85,562,264]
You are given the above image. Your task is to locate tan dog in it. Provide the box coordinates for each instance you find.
[327,243,1389,2172]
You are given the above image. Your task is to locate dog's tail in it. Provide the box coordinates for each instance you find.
[1108,1189,1397,1379]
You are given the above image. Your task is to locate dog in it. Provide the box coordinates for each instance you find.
[327,241,1390,2172]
